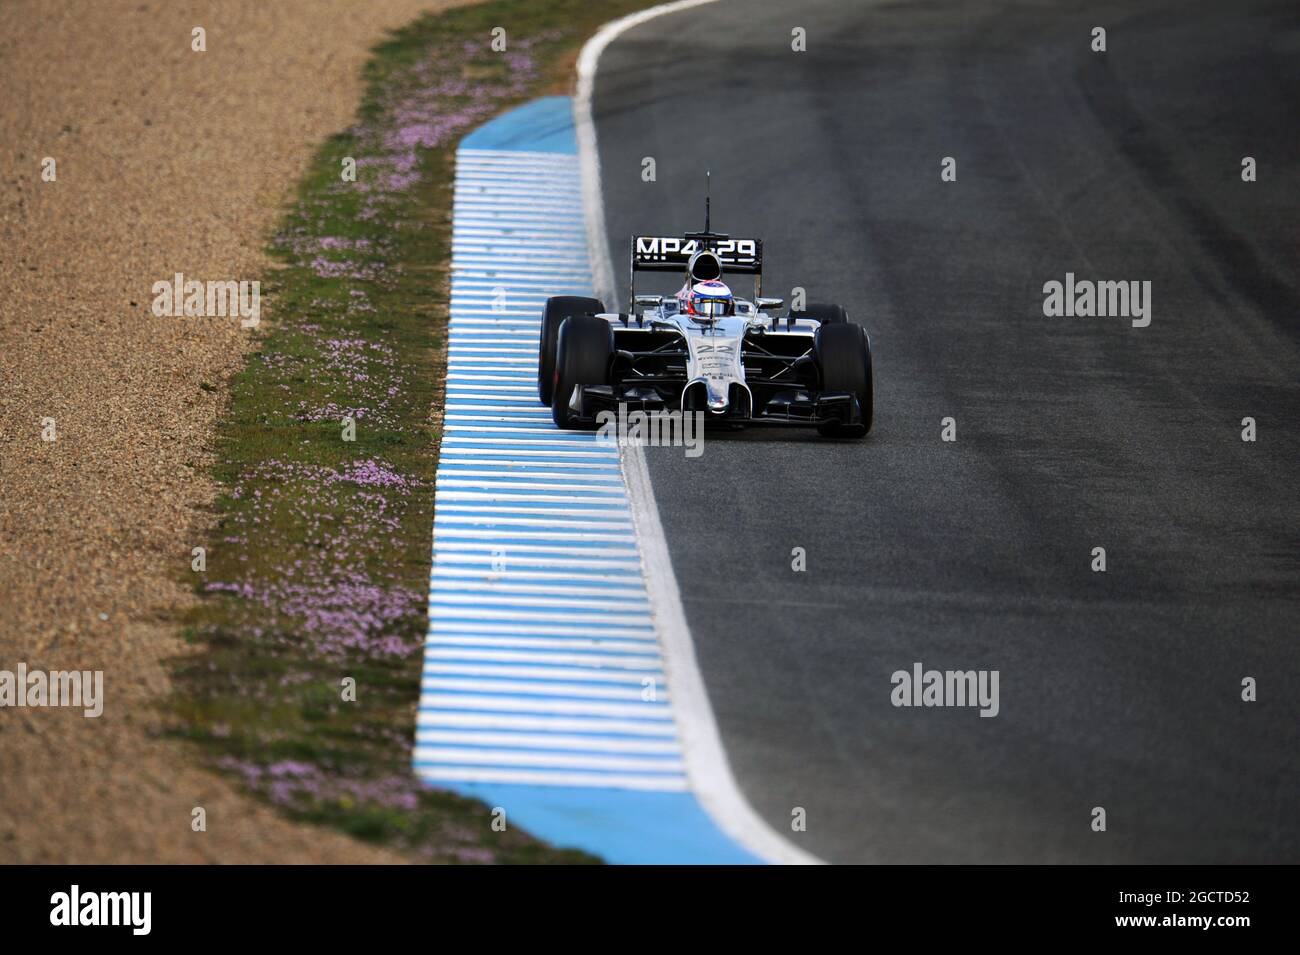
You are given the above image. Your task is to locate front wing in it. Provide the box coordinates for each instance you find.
[562,325,867,429]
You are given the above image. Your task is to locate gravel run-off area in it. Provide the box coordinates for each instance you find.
[0,0,474,864]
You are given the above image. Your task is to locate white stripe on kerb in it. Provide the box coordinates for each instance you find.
[428,670,660,686]
[418,708,675,732]
[427,645,660,661]
[420,694,670,720]
[415,748,685,773]
[433,540,637,555]
[417,731,680,753]
[415,767,688,792]
[422,678,663,703]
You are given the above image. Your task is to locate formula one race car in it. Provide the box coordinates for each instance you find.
[538,209,872,439]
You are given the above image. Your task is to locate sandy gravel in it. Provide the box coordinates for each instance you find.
[0,0,471,863]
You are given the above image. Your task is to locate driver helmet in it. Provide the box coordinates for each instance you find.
[685,280,734,319]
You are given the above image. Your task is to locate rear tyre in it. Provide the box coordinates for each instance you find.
[790,303,848,326]
[551,315,613,430]
[539,295,604,405]
[814,321,873,438]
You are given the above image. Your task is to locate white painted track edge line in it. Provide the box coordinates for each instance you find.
[577,0,823,865]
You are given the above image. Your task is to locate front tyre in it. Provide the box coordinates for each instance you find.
[539,295,604,406]
[551,315,613,430]
[814,321,873,438]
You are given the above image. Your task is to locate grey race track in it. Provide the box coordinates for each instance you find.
[591,0,1300,863]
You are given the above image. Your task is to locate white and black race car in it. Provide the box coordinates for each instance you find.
[538,218,873,438]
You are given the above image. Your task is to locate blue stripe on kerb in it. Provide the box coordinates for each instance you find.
[414,96,758,864]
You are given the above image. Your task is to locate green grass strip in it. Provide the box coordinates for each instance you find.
[171,0,655,863]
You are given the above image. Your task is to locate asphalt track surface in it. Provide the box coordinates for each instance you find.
[591,0,1300,863]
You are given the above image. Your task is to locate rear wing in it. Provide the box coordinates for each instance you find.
[631,234,763,274]
[628,233,763,310]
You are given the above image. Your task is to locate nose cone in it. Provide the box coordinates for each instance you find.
[706,382,729,412]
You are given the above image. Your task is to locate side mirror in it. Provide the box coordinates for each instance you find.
[634,294,664,309]
[756,296,784,312]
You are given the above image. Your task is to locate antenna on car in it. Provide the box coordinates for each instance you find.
[684,171,726,250]
[705,170,711,234]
